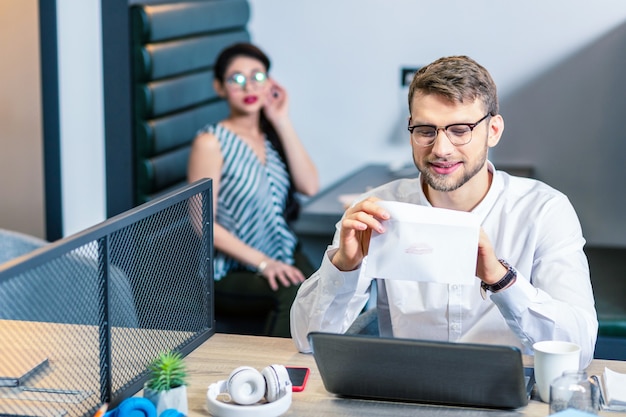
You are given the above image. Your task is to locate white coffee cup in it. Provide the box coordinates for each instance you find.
[533,340,581,403]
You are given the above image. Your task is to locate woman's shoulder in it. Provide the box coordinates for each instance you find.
[192,126,221,153]
[196,122,220,137]
[198,122,241,143]
[194,125,217,141]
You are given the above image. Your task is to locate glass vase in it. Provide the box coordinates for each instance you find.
[549,370,600,415]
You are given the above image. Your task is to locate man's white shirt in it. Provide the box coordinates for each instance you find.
[290,162,598,368]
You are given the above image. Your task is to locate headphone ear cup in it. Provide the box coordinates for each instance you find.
[261,364,290,403]
[227,366,266,405]
[106,398,156,417]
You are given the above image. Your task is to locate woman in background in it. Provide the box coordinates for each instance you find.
[188,43,319,337]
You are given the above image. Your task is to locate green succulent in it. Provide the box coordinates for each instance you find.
[146,350,188,392]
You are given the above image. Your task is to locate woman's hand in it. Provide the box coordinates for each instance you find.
[259,258,305,291]
[262,79,289,126]
[331,197,390,272]
[261,78,320,197]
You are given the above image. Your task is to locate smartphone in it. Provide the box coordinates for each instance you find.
[286,366,310,392]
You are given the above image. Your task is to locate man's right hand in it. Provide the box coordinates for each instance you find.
[331,197,390,271]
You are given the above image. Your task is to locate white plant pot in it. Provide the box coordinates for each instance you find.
[144,384,188,416]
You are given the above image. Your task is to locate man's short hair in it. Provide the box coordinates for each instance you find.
[408,56,498,116]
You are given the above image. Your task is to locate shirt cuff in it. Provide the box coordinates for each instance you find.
[489,272,540,315]
[320,248,363,295]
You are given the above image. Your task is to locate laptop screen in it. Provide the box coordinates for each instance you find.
[308,332,530,410]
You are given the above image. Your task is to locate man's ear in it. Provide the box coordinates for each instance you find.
[487,114,504,148]
[214,79,226,98]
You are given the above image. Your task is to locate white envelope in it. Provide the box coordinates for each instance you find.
[364,201,480,284]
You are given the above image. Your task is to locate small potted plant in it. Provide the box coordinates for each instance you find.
[143,350,188,416]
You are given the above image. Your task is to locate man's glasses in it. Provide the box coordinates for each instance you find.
[408,113,491,146]
[225,71,268,90]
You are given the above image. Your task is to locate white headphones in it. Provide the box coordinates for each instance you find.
[206,364,292,417]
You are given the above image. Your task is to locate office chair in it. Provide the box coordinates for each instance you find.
[0,228,138,327]
[0,228,48,264]
[345,308,379,336]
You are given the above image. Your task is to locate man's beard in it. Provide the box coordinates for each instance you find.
[414,142,488,192]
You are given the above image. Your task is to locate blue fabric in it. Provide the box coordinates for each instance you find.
[159,409,184,417]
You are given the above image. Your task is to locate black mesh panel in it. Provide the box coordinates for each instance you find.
[0,179,214,417]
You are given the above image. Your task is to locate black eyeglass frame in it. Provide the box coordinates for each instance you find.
[225,71,268,90]
[407,113,492,146]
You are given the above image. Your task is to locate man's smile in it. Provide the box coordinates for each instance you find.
[429,160,462,175]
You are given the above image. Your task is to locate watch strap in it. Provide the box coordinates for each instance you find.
[480,259,517,299]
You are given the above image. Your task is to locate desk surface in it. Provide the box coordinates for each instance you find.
[186,333,626,417]
[1,323,624,417]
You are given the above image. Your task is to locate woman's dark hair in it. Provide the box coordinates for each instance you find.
[213,43,301,223]
[213,42,271,83]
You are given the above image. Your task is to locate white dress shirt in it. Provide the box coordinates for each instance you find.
[290,163,598,368]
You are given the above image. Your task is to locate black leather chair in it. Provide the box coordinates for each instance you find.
[130,1,268,335]
[130,0,250,204]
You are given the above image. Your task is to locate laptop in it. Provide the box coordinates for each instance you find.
[308,332,534,410]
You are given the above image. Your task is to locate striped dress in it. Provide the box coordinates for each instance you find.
[200,124,298,280]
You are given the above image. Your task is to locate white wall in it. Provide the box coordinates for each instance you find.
[11,1,624,244]
[57,0,106,236]
[247,0,626,246]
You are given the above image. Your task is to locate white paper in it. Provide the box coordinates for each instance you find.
[604,367,626,407]
[364,201,480,284]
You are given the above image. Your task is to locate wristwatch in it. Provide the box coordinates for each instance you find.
[256,259,269,275]
[480,259,517,299]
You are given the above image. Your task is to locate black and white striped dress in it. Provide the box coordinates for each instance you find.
[201,124,297,280]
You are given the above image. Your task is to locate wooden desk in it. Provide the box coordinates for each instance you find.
[0,320,200,417]
[3,321,623,417]
[186,333,626,417]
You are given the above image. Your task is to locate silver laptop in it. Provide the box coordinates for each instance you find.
[308,332,533,410]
